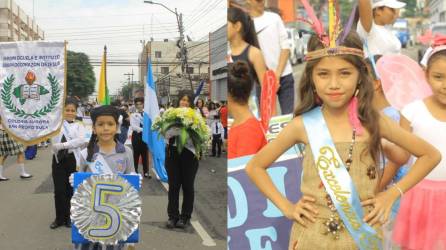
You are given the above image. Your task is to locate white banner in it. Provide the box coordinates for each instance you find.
[0,41,66,144]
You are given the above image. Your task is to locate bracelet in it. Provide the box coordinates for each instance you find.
[392,183,404,197]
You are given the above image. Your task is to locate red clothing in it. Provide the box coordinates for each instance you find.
[228,117,267,159]
[220,106,228,127]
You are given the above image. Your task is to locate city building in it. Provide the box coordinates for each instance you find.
[209,24,227,102]
[139,39,209,105]
[428,0,446,23]
[0,0,44,41]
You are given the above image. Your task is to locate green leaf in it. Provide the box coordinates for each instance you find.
[39,85,50,95]
[176,127,190,155]
[13,86,21,99]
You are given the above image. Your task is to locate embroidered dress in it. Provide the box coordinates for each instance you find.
[288,142,381,250]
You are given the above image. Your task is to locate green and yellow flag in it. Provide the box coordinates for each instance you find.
[98,46,110,105]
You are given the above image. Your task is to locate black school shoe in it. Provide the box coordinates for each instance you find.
[65,220,72,228]
[176,218,190,229]
[166,218,178,229]
[50,221,64,229]
[0,177,9,181]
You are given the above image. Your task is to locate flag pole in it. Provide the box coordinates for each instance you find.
[104,45,107,90]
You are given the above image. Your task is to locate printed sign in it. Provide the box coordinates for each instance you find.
[0,41,66,144]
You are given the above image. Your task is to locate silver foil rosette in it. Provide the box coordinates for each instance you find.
[71,174,142,245]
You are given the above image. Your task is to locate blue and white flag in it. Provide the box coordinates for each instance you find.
[143,58,167,182]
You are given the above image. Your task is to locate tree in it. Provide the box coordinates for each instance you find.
[403,0,417,18]
[66,51,95,99]
[119,82,144,101]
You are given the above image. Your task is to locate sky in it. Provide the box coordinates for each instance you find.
[15,0,227,96]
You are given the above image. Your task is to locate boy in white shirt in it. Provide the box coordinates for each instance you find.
[357,0,406,56]
[246,0,295,114]
[211,114,224,157]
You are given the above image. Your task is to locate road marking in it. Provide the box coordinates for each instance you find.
[161,181,169,191]
[191,220,217,246]
[154,169,217,247]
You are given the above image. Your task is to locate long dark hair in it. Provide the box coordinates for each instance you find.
[177,90,195,108]
[196,98,206,117]
[294,32,381,166]
[86,105,120,162]
[228,7,260,49]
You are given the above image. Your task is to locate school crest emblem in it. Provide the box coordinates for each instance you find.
[1,72,61,118]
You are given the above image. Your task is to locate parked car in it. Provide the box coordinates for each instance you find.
[286,28,305,65]
[417,22,446,63]
[393,19,411,48]
[301,32,311,56]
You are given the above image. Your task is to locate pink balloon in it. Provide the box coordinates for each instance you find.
[376,54,432,110]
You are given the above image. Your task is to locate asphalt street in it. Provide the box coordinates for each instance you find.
[0,147,227,250]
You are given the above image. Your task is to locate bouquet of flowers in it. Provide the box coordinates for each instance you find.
[152,107,211,156]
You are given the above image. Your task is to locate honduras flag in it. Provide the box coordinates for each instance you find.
[142,58,167,182]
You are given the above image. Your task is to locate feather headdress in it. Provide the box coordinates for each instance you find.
[299,0,364,61]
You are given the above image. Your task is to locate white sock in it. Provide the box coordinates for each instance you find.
[17,163,28,176]
[0,165,5,178]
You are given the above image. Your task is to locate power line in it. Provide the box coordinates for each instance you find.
[185,0,224,30]
[45,23,178,32]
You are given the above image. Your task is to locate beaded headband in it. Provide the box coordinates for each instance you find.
[305,46,365,61]
[298,0,364,61]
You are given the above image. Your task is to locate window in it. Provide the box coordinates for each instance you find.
[155,51,162,58]
[186,67,194,74]
[161,67,169,74]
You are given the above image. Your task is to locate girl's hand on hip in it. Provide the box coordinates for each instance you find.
[284,195,318,227]
[362,187,400,226]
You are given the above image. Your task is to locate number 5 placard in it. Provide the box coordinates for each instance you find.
[71,173,142,245]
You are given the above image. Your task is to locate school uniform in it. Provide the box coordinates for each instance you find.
[0,123,24,156]
[211,120,224,157]
[78,143,135,174]
[51,120,85,226]
[165,128,199,223]
[76,142,135,250]
[130,112,149,175]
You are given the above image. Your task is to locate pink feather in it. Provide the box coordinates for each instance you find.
[300,0,324,38]
[348,96,364,135]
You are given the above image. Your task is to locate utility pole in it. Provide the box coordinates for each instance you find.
[143,1,193,91]
[176,11,193,91]
[124,71,134,99]
[168,75,171,105]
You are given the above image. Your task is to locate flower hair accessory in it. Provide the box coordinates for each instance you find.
[424,35,446,64]
[299,0,364,61]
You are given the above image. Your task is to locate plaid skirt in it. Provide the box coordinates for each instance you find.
[0,129,24,156]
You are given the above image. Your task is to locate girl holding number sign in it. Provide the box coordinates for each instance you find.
[74,105,138,250]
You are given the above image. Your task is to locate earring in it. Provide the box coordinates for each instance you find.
[313,89,322,105]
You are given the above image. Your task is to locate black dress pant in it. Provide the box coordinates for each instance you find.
[52,153,76,224]
[131,131,148,175]
[165,145,199,220]
[212,134,222,157]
